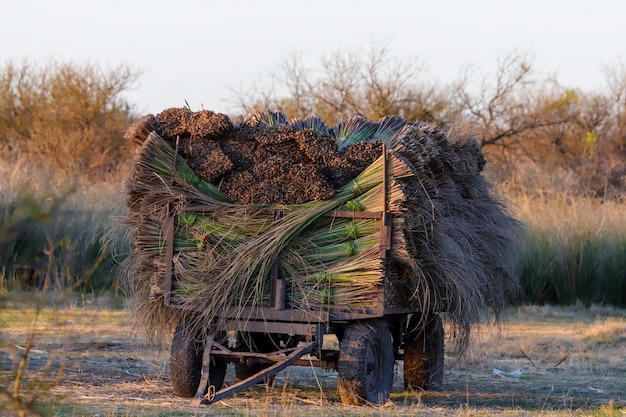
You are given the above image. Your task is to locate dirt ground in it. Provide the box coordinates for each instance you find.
[1,298,625,416]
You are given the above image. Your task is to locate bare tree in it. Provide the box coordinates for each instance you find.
[311,50,362,123]
[232,42,447,125]
[604,59,626,157]
[359,42,447,122]
[228,71,280,118]
[278,51,311,117]
[451,51,567,149]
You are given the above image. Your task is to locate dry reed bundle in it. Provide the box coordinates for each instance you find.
[120,108,521,348]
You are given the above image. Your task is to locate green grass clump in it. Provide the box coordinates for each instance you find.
[512,193,626,307]
[518,231,626,306]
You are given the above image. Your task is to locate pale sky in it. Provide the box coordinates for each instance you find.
[1,0,624,116]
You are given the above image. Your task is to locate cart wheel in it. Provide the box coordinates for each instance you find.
[235,332,276,385]
[403,314,444,391]
[170,320,227,397]
[337,320,394,405]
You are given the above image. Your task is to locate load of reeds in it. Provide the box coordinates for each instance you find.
[120,108,521,348]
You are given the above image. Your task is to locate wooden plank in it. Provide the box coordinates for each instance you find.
[164,137,179,307]
[324,210,382,219]
[216,307,330,324]
[162,213,174,307]
[274,279,286,310]
[270,210,284,309]
[218,319,320,336]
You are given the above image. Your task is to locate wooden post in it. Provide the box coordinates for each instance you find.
[163,211,174,306]
[270,210,286,309]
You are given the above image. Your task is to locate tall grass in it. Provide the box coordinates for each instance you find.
[508,190,626,307]
[0,156,130,294]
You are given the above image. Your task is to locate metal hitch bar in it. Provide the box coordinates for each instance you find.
[192,338,319,406]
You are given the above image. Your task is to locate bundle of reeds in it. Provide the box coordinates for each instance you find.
[120,108,521,348]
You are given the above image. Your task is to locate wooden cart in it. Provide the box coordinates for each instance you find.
[161,149,445,406]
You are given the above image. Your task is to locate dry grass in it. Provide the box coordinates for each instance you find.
[507,190,626,238]
[501,187,626,307]
[1,297,624,416]
[1,155,130,295]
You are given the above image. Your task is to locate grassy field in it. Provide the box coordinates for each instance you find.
[1,154,625,417]
[1,294,624,417]
[505,190,626,307]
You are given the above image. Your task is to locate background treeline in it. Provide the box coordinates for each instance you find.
[235,46,625,201]
[0,48,624,306]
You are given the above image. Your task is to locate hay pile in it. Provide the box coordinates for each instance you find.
[121,108,521,347]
